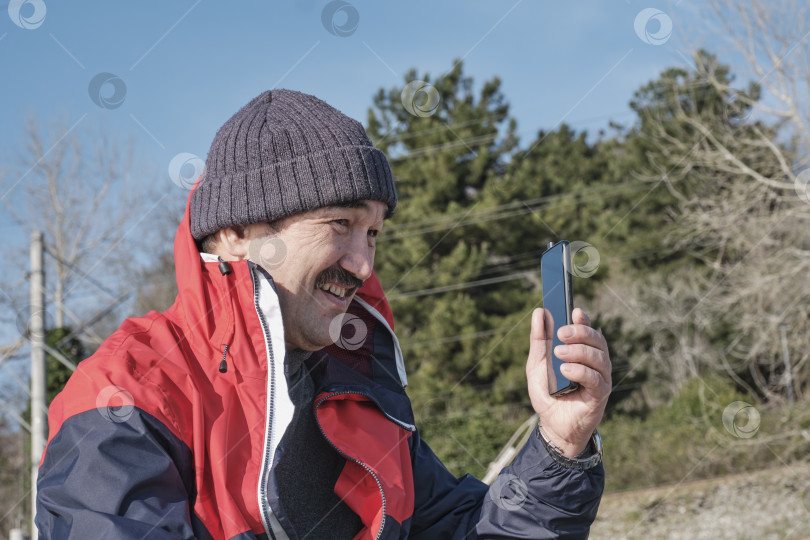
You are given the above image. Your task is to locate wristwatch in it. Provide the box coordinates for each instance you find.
[536,425,603,471]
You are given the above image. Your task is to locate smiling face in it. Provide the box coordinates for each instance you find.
[250,200,387,351]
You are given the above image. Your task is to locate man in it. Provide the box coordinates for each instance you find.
[37,89,611,539]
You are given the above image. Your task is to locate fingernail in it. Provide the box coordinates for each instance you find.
[559,327,573,339]
[554,345,567,357]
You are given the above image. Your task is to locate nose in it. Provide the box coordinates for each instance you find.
[340,233,374,282]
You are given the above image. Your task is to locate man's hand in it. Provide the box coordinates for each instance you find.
[526,307,612,457]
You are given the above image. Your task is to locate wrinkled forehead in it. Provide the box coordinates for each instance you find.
[329,200,391,220]
[271,200,389,231]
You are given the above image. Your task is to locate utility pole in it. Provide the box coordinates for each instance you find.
[483,414,539,485]
[779,324,793,407]
[30,231,47,540]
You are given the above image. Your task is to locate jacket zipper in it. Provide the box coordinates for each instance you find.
[252,267,282,540]
[313,391,389,540]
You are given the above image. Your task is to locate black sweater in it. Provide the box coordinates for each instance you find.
[274,349,363,539]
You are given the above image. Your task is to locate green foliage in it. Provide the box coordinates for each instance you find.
[22,327,83,425]
[367,51,796,480]
[598,315,649,419]
[413,385,529,479]
[368,61,546,474]
[45,327,83,403]
[602,375,810,493]
[368,58,688,475]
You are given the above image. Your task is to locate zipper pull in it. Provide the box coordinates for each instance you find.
[218,256,233,276]
[219,344,229,373]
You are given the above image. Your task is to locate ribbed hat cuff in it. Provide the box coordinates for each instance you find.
[190,145,396,240]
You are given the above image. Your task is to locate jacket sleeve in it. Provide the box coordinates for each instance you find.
[409,427,604,540]
[36,407,203,540]
[475,427,604,539]
[408,430,489,539]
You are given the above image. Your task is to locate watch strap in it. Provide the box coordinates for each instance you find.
[536,425,603,471]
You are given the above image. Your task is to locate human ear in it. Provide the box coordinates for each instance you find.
[214,225,249,261]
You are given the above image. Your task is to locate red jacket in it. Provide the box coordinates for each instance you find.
[36,191,604,539]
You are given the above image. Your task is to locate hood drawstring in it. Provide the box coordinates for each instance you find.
[218,257,235,374]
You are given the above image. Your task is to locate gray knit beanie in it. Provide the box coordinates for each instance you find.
[190,89,397,240]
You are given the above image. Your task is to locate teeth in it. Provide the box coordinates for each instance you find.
[320,284,347,298]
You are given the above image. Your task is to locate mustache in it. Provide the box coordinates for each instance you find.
[314,266,364,291]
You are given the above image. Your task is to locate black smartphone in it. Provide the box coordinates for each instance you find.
[541,240,579,397]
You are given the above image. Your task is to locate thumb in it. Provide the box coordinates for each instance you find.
[527,308,553,414]
[528,308,551,361]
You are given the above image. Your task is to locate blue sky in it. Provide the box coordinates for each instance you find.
[0,0,715,185]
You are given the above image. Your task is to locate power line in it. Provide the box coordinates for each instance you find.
[1,354,30,399]
[401,324,521,349]
[52,292,131,349]
[384,245,674,303]
[42,245,121,300]
[388,272,532,301]
[383,178,657,239]
[40,288,105,345]
[394,133,499,160]
[388,249,539,287]
[0,400,31,433]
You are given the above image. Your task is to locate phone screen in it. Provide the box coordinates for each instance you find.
[541,241,578,396]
